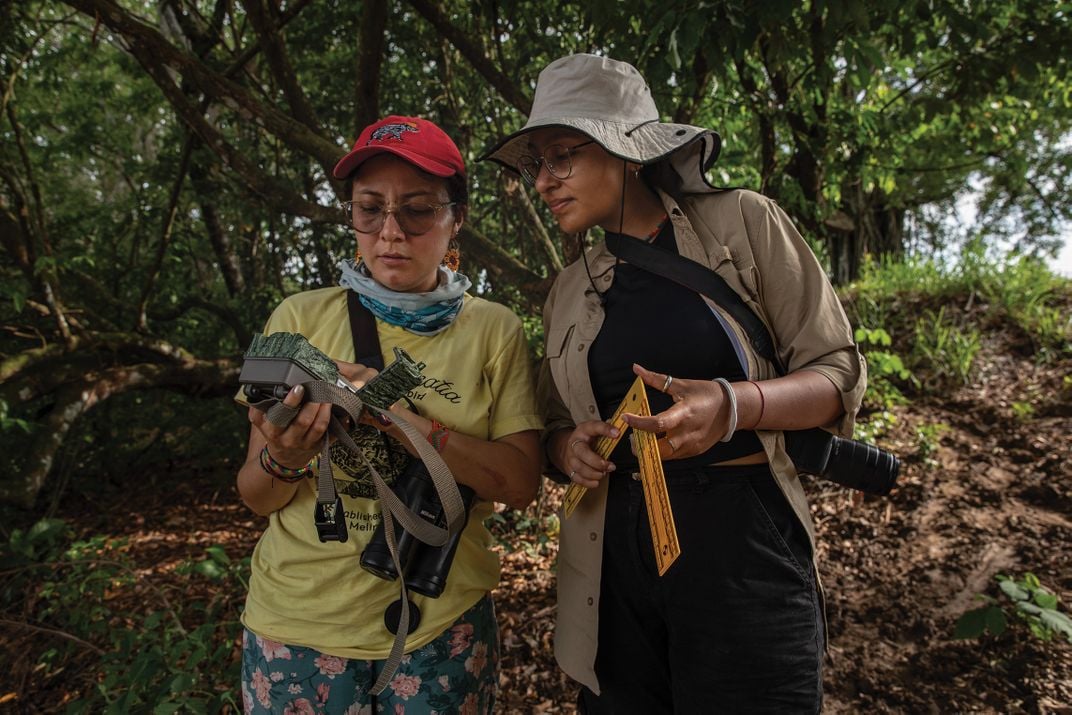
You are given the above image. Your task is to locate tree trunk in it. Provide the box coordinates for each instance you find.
[827,187,907,283]
[1,352,240,509]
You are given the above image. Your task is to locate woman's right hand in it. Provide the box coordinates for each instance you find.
[552,422,619,489]
[247,384,332,469]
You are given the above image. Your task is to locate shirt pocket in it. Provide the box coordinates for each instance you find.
[544,324,576,401]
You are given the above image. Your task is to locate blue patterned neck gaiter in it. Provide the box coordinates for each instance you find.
[337,258,472,335]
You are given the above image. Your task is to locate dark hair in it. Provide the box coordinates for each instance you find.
[444,172,469,207]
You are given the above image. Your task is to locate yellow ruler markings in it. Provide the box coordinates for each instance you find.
[560,375,681,576]
[561,377,644,517]
[632,430,681,575]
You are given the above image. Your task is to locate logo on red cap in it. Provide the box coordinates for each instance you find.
[368,122,419,144]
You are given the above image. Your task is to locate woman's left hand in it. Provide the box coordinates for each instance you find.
[334,359,395,430]
[621,363,733,460]
[335,359,379,389]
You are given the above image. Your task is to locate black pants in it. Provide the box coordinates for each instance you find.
[579,465,824,715]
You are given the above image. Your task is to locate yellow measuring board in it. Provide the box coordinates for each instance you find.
[561,375,681,575]
[561,377,642,516]
[632,429,680,575]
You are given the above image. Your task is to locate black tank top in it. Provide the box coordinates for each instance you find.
[588,221,762,471]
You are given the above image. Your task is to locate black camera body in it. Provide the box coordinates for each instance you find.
[785,428,900,495]
[361,460,476,598]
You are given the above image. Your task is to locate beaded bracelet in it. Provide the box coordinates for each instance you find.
[259,445,317,483]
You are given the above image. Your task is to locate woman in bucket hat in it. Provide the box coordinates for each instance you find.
[484,55,866,712]
[237,115,542,713]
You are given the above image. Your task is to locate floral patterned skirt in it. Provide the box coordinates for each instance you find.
[241,594,498,714]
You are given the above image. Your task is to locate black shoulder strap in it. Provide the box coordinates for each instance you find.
[346,290,384,371]
[604,232,786,375]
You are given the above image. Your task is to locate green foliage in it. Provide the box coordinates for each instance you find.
[0,519,246,710]
[911,307,981,390]
[1010,401,1036,422]
[488,503,560,560]
[0,398,33,434]
[914,421,948,466]
[854,254,960,300]
[855,326,911,409]
[955,573,1072,644]
[855,409,898,443]
[973,251,1072,356]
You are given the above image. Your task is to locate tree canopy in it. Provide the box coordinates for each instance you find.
[1,0,1069,506]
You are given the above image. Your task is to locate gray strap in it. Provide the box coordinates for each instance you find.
[369,476,409,695]
[263,400,299,425]
[301,381,465,537]
[259,379,466,695]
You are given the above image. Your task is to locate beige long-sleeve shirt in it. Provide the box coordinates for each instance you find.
[538,187,867,693]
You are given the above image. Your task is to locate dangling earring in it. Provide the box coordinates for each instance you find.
[633,165,641,179]
[354,246,362,263]
[442,237,460,271]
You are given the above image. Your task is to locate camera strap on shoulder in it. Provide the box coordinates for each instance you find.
[604,231,786,375]
[347,289,385,371]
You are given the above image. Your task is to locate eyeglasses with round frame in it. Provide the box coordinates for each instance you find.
[516,139,597,186]
[340,200,457,235]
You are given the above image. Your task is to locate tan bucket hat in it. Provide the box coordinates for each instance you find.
[481,54,721,190]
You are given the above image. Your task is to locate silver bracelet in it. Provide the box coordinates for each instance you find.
[712,378,738,443]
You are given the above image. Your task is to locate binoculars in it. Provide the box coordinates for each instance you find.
[360,459,476,598]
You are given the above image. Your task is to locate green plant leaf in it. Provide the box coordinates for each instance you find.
[204,545,231,565]
[984,606,1007,636]
[954,607,988,638]
[999,579,1030,601]
[168,672,196,694]
[1040,609,1072,641]
[1033,590,1058,609]
[1017,601,1043,615]
[192,560,225,580]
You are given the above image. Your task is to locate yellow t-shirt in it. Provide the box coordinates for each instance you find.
[240,287,542,658]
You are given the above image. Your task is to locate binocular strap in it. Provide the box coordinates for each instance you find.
[263,380,468,694]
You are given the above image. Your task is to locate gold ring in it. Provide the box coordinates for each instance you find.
[569,438,585,453]
[568,469,577,481]
[661,374,673,392]
[666,437,677,452]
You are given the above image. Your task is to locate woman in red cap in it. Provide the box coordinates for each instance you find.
[236,116,542,713]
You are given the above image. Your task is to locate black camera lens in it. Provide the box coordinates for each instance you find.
[825,438,900,496]
[785,429,900,496]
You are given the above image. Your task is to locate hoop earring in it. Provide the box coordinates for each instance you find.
[442,238,460,271]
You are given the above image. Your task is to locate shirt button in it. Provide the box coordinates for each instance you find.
[589,532,597,541]
[587,597,594,606]
[577,343,585,351]
[587,405,596,414]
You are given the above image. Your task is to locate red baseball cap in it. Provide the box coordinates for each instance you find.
[332,116,466,180]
